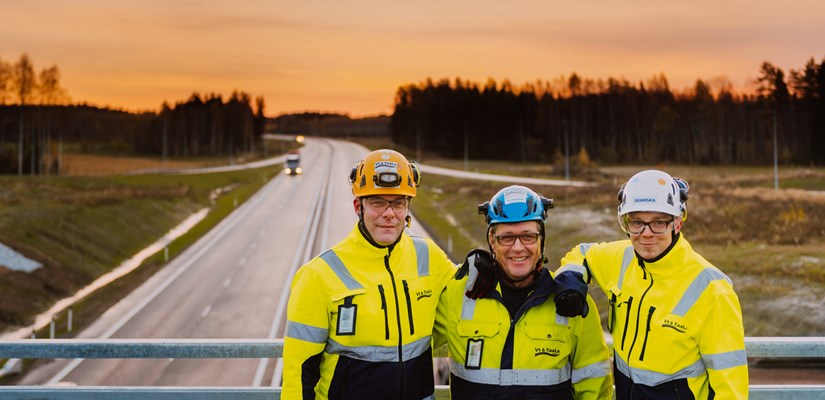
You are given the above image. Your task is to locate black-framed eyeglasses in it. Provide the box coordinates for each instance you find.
[623,218,674,234]
[493,232,540,246]
[364,197,408,212]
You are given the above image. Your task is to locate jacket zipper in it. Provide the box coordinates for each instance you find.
[639,305,656,361]
[608,293,617,333]
[627,261,654,360]
[402,280,415,335]
[378,284,389,340]
[620,296,633,350]
[500,290,535,369]
[384,252,405,399]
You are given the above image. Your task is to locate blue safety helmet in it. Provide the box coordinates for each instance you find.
[478,185,554,280]
[478,185,554,226]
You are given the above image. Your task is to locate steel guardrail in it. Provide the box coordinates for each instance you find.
[1,337,824,399]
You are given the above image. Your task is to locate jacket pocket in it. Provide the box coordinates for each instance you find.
[330,288,367,338]
[607,285,621,333]
[523,323,570,342]
[523,323,572,360]
[456,321,500,370]
[456,320,501,338]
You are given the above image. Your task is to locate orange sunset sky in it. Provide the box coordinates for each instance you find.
[2,0,824,117]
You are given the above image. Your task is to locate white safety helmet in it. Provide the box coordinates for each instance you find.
[617,170,689,224]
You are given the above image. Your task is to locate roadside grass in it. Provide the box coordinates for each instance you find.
[0,165,281,336]
[410,164,825,337]
[59,154,218,176]
[56,138,301,177]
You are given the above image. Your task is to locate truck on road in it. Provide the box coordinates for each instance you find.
[285,152,301,175]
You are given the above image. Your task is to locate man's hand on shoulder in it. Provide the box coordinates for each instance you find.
[554,270,589,317]
[456,249,497,299]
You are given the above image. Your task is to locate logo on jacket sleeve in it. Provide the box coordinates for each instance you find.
[662,319,687,333]
[416,289,432,300]
[535,347,561,357]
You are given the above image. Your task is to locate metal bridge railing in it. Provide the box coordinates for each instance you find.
[1,337,824,399]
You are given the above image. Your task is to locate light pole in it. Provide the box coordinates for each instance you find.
[463,122,469,171]
[416,126,421,162]
[162,118,168,171]
[772,109,778,191]
[564,121,570,181]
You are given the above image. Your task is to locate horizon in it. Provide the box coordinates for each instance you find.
[2,0,824,117]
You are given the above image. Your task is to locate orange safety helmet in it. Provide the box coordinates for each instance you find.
[349,149,421,198]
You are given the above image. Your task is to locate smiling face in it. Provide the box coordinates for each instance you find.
[354,195,408,246]
[626,211,683,260]
[489,220,542,288]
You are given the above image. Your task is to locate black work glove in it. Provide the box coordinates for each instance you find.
[553,270,589,317]
[455,249,497,299]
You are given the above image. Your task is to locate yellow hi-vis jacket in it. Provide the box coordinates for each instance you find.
[559,233,748,400]
[433,268,613,400]
[282,224,455,400]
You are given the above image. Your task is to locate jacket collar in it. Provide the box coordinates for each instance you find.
[490,267,554,300]
[637,232,681,263]
[344,223,406,259]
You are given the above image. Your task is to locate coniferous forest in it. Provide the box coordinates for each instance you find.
[0,54,265,175]
[2,53,825,174]
[392,58,825,166]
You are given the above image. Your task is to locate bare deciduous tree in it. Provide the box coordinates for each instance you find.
[39,65,68,105]
[13,54,37,105]
[0,57,12,105]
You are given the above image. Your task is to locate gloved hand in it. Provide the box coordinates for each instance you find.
[553,270,589,317]
[455,249,497,299]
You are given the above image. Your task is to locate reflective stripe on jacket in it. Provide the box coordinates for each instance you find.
[561,234,748,400]
[433,268,613,400]
[282,224,456,400]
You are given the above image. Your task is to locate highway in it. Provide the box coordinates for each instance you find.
[19,137,435,387]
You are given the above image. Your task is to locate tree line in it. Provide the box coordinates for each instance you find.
[391,57,825,166]
[270,112,389,137]
[0,54,265,175]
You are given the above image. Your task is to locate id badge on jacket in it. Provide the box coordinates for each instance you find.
[337,296,357,335]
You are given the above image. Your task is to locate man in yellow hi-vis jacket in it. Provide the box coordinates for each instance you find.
[555,170,748,400]
[282,149,458,400]
[434,185,613,400]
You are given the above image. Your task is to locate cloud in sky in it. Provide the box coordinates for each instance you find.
[1,0,823,116]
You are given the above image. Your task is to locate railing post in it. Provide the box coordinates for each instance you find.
[67,307,73,333]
